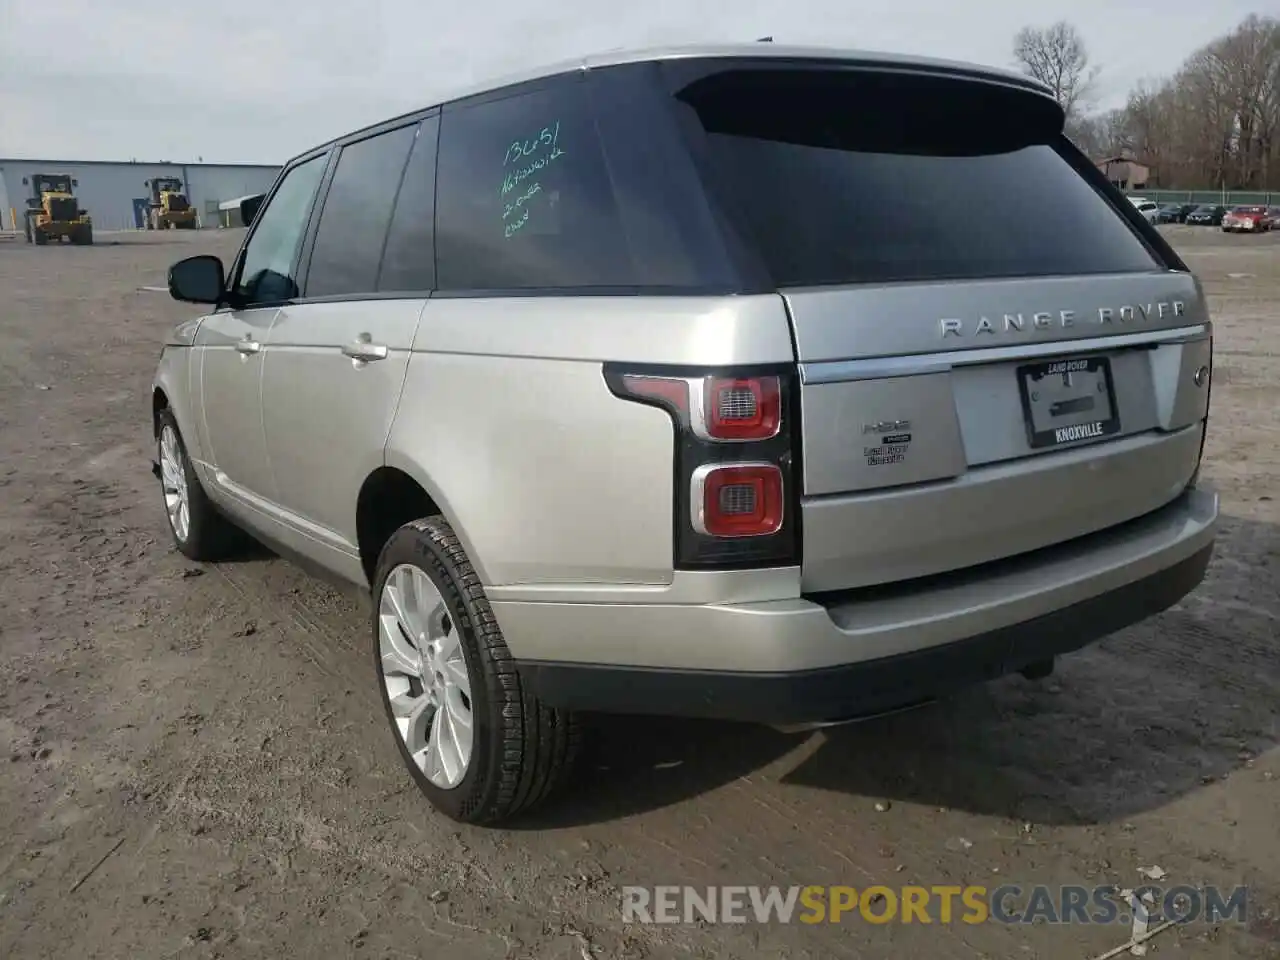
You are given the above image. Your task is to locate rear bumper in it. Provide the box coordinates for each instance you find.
[506,486,1218,724]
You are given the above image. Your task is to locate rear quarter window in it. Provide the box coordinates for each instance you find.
[434,72,738,293]
[674,67,1162,287]
[435,79,634,291]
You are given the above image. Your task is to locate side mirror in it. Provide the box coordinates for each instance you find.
[168,255,225,305]
[240,194,265,226]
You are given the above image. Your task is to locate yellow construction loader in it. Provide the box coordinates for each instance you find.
[24,173,93,246]
[145,177,198,230]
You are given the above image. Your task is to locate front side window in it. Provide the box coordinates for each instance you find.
[235,153,328,306]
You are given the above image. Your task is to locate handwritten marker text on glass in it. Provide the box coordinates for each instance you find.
[501,125,565,199]
[504,122,562,167]
[503,182,542,222]
[504,208,531,238]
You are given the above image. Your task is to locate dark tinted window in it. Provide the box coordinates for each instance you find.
[305,124,417,297]
[588,65,739,290]
[678,68,1160,287]
[436,79,634,290]
[378,115,440,292]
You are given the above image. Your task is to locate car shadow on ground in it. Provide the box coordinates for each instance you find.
[513,514,1279,830]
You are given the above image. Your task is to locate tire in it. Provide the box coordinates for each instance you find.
[156,408,243,561]
[372,517,582,824]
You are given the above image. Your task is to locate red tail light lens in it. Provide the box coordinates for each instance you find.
[703,376,780,441]
[604,364,798,568]
[693,463,784,537]
[618,374,690,414]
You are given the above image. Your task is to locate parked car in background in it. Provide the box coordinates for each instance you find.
[1186,204,1227,226]
[1131,199,1160,223]
[1262,206,1280,229]
[1161,202,1199,224]
[1222,205,1271,233]
[1156,203,1186,223]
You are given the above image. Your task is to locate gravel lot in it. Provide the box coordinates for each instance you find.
[0,226,1277,959]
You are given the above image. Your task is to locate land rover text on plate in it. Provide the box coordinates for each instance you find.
[151,44,1219,824]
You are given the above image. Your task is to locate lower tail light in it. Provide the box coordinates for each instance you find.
[692,463,784,537]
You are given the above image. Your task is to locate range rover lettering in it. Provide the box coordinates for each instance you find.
[151,44,1219,824]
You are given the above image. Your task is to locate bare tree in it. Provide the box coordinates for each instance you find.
[1013,21,1100,124]
[1068,109,1130,159]
[1107,15,1280,189]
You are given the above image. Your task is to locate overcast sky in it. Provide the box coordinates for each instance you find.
[0,0,1263,164]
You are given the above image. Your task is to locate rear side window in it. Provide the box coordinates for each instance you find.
[378,115,440,292]
[305,123,417,298]
[677,68,1160,287]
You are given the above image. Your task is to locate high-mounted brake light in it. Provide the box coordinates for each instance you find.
[699,376,781,441]
[692,463,784,537]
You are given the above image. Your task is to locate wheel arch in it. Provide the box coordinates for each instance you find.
[151,340,205,466]
[356,462,489,588]
[152,385,171,437]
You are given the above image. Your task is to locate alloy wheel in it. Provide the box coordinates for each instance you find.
[159,424,190,542]
[378,564,474,788]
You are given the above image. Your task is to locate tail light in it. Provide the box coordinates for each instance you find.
[606,366,799,569]
[697,377,781,441]
[693,463,784,537]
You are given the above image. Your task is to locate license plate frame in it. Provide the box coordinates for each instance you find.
[1016,355,1121,450]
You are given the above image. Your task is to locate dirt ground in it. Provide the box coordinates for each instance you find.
[0,225,1277,960]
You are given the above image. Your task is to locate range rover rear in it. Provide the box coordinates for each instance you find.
[154,45,1218,823]
[510,52,1217,726]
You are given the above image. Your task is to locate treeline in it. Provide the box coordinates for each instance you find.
[1013,15,1280,189]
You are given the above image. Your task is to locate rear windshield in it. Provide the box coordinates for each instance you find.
[675,67,1161,287]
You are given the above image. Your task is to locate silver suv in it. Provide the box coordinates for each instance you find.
[152,44,1218,824]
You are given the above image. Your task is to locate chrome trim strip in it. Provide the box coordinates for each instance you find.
[799,323,1210,385]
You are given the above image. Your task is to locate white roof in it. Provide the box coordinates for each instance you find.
[429,42,1051,108]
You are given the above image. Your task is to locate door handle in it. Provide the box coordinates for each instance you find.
[341,341,388,362]
[235,338,261,355]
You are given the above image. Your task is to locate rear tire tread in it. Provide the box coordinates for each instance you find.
[376,517,582,824]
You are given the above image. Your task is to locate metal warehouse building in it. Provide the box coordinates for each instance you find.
[0,159,281,233]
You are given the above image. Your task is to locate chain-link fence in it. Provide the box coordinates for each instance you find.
[1135,189,1279,206]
